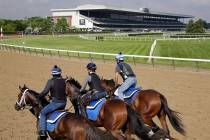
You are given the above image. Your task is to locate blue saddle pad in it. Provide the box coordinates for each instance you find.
[46,111,67,132]
[115,84,141,105]
[86,98,106,121]
[124,87,141,105]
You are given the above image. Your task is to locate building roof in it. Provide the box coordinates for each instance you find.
[51,4,193,18]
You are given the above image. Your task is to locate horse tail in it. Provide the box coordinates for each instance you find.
[160,94,185,135]
[86,124,103,140]
[126,105,152,140]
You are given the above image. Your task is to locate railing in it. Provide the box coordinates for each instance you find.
[1,43,210,71]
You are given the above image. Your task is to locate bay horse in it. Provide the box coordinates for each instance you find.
[100,79,185,139]
[65,77,163,140]
[14,85,112,140]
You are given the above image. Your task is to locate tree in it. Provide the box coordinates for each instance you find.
[193,19,205,33]
[186,19,194,33]
[202,20,208,29]
[14,20,27,31]
[186,19,205,33]
[55,18,69,33]
[4,23,16,33]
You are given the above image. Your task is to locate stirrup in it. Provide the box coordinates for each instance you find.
[39,130,46,137]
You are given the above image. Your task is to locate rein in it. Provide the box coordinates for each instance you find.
[16,89,40,110]
[16,89,29,107]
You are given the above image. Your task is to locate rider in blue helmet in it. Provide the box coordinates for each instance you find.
[114,52,137,101]
[38,65,67,137]
[79,62,107,118]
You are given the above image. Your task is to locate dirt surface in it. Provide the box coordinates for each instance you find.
[0,51,210,140]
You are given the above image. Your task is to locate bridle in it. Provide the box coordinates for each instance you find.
[16,89,29,108]
[16,88,39,110]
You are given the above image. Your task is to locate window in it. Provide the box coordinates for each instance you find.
[79,19,85,25]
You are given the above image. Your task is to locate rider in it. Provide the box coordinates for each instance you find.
[79,62,107,118]
[38,65,67,137]
[114,52,137,101]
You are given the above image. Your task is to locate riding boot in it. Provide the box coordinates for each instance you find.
[80,104,88,118]
[38,130,46,137]
[72,98,80,115]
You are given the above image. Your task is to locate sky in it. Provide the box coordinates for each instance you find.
[0,0,209,22]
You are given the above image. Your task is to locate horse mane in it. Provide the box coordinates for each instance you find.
[67,77,82,89]
[21,85,49,107]
[102,78,116,87]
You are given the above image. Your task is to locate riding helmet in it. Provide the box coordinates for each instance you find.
[51,65,62,75]
[86,63,97,71]
[115,52,124,61]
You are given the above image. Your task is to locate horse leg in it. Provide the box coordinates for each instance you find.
[141,115,157,130]
[158,109,170,139]
[37,136,47,140]
[151,120,161,133]
[110,130,125,140]
[123,122,133,140]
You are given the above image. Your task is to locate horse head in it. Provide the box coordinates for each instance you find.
[65,76,81,100]
[100,78,116,94]
[14,85,49,115]
[15,85,39,111]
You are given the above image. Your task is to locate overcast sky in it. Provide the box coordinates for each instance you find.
[0,0,209,22]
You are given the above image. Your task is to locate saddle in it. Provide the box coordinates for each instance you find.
[39,111,68,132]
[85,98,106,121]
[114,84,141,105]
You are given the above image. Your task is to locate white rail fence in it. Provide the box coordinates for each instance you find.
[1,43,210,71]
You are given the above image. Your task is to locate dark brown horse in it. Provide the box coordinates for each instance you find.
[14,85,112,140]
[100,79,185,139]
[65,77,162,140]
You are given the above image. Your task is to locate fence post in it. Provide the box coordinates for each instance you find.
[28,48,31,54]
[18,47,20,54]
[23,47,25,54]
[196,61,200,72]
[78,52,80,60]
[152,58,155,69]
[42,49,44,56]
[35,48,37,55]
[133,56,136,66]
[57,50,60,57]
[102,54,105,63]
[67,51,71,59]
[49,50,52,56]
[172,59,175,70]
[89,53,93,62]
[5,45,8,51]
[8,46,12,52]
[13,46,16,52]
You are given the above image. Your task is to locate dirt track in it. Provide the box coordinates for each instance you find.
[0,51,210,140]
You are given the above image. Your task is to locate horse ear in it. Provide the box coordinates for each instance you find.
[65,75,68,79]
[19,85,22,90]
[23,84,26,88]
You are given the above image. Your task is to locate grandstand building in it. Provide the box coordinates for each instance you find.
[51,4,193,31]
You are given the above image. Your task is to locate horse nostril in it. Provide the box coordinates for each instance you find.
[14,104,21,111]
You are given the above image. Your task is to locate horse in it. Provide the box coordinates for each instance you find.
[65,77,164,140]
[14,85,113,140]
[100,78,185,139]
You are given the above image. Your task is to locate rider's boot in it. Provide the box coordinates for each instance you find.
[80,104,88,118]
[38,130,46,137]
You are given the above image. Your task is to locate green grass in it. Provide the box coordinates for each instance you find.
[155,40,210,59]
[1,36,210,69]
[153,39,210,69]
[1,36,152,55]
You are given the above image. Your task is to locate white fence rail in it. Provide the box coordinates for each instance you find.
[1,43,210,71]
